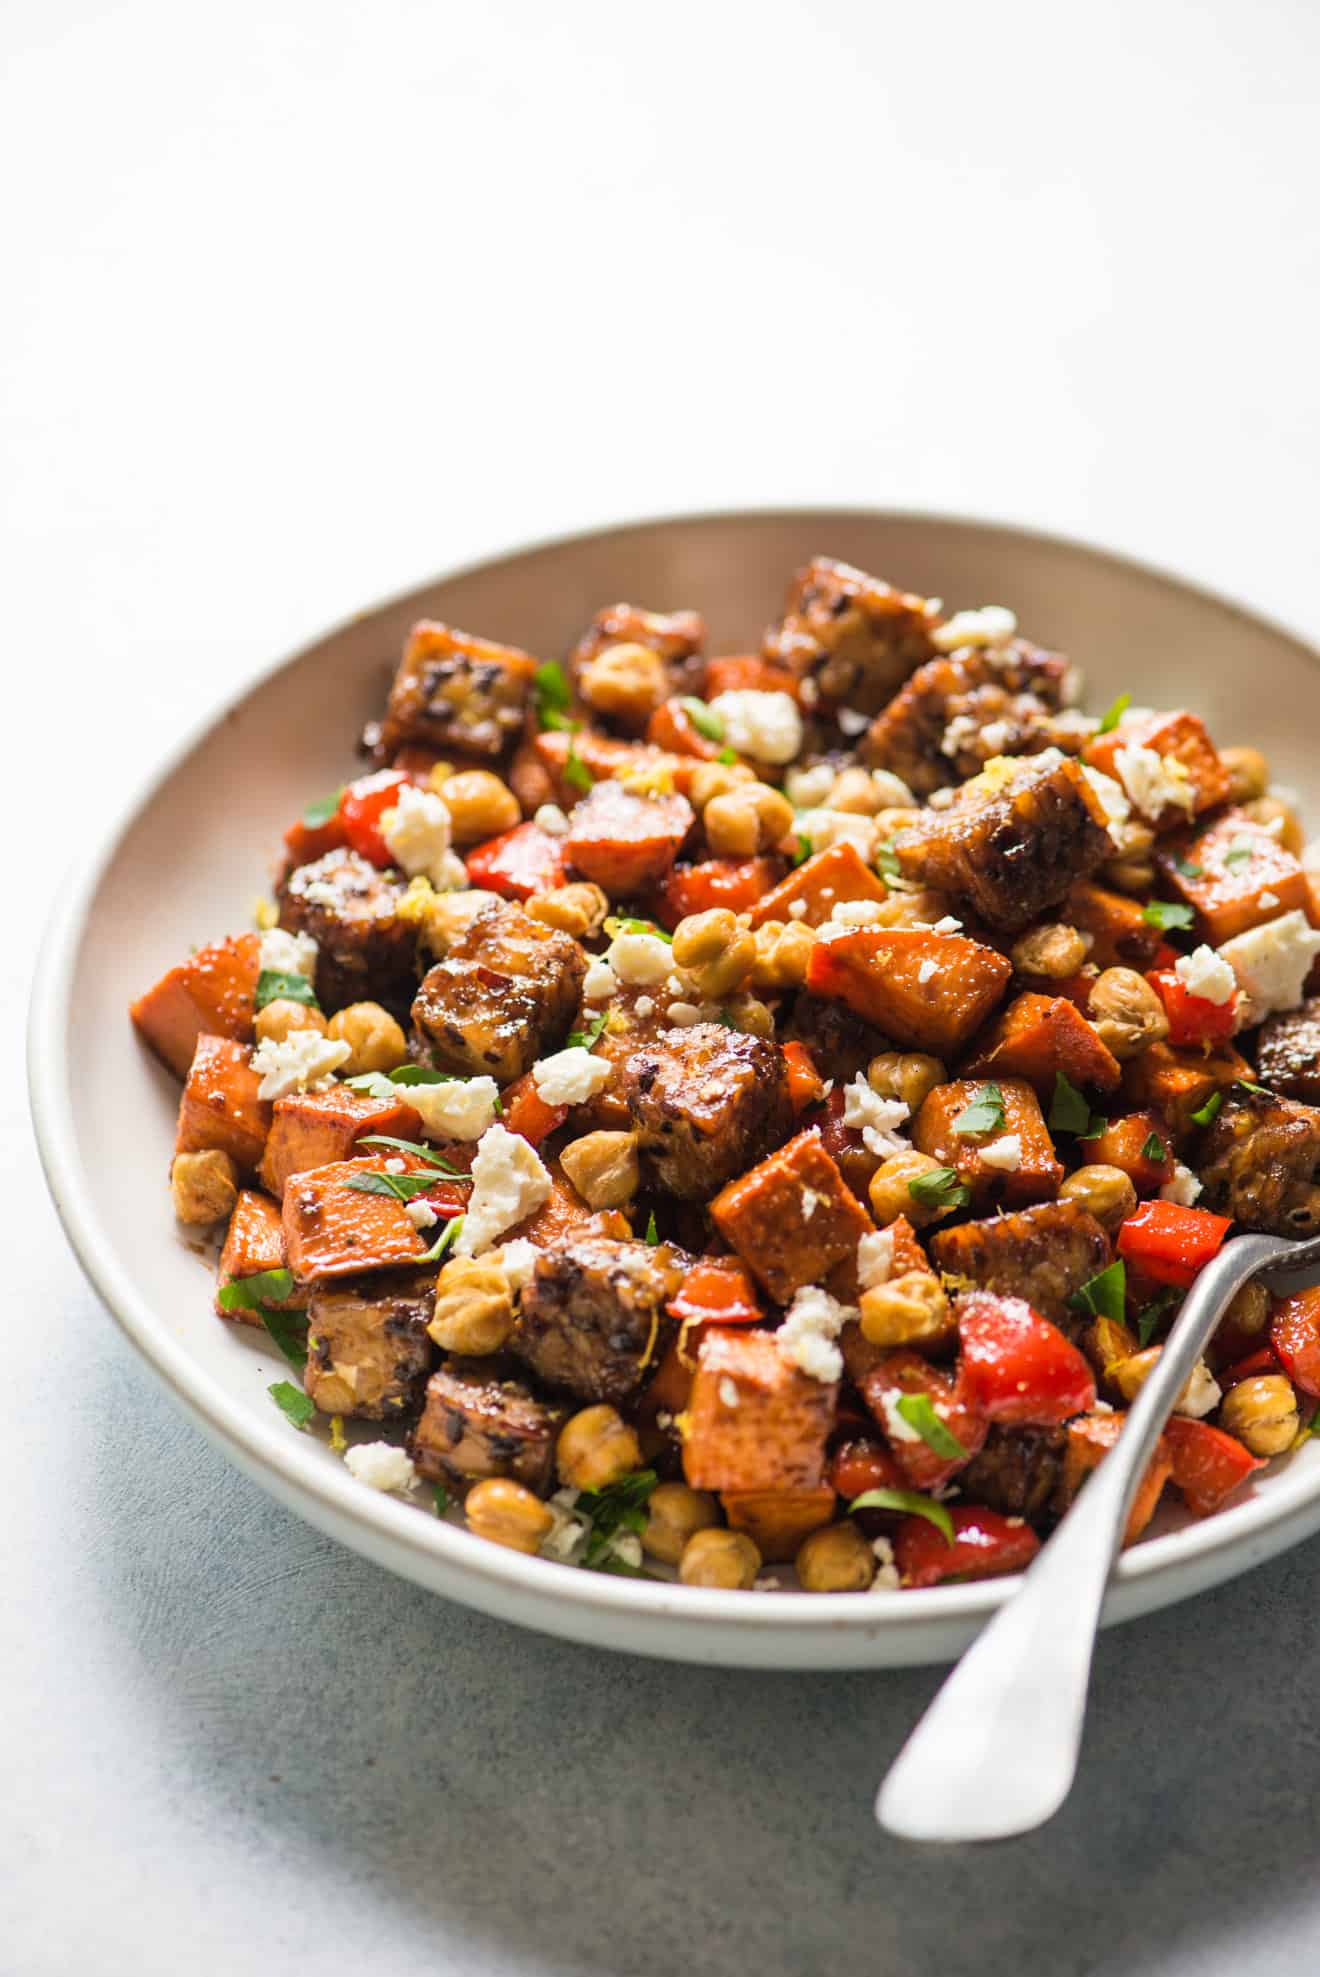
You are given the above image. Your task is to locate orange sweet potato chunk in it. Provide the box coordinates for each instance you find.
[720,1487,837,1561]
[1121,1040,1251,1138]
[1084,711,1231,827]
[1060,1414,1172,1544]
[1154,809,1312,944]
[259,1087,425,1199]
[131,934,261,1079]
[748,842,886,930]
[1079,1110,1175,1194]
[912,1076,1063,1208]
[965,992,1121,1095]
[682,1329,835,1493]
[534,726,676,802]
[563,780,693,895]
[1065,881,1163,971]
[215,1190,303,1323]
[711,1130,873,1304]
[806,927,1012,1057]
[175,1035,272,1175]
[283,1156,432,1281]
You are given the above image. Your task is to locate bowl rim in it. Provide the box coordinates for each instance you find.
[28,500,1320,1642]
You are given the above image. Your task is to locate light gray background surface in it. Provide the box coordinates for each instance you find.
[5,2,1320,1970]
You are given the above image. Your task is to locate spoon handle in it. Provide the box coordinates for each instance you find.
[876,1231,1308,1844]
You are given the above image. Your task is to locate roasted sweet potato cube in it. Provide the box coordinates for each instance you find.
[303,1270,434,1419]
[1153,809,1311,944]
[1257,998,1320,1103]
[175,1035,272,1176]
[1084,710,1231,828]
[747,841,886,930]
[1079,1110,1176,1194]
[215,1189,303,1323]
[259,1087,425,1199]
[912,1077,1063,1208]
[533,727,676,805]
[893,753,1114,931]
[383,619,539,759]
[762,557,939,713]
[965,992,1120,1096]
[720,1487,837,1562]
[277,849,416,1014]
[1057,1413,1172,1544]
[928,1199,1108,1330]
[710,1130,873,1304]
[412,900,586,1082]
[410,1359,567,1494]
[283,1156,432,1281]
[131,933,261,1079]
[1064,881,1163,971]
[806,927,1012,1057]
[682,1329,835,1493]
[1121,1039,1250,1139]
[562,781,693,896]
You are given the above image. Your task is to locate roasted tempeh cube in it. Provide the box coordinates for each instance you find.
[283,1156,434,1281]
[710,1129,872,1304]
[1257,998,1320,1103]
[382,620,539,759]
[860,649,1065,795]
[512,1236,684,1402]
[410,1359,567,1495]
[682,1328,836,1493]
[303,1270,435,1419]
[131,933,261,1079]
[215,1188,303,1323]
[964,991,1121,1096]
[411,900,586,1082]
[762,556,939,714]
[1153,810,1312,945]
[928,1199,1109,1330]
[1121,1038,1250,1140]
[806,927,1012,1058]
[960,1425,1067,1522]
[1199,1091,1320,1235]
[259,1086,425,1199]
[278,848,416,1014]
[623,1024,792,1200]
[912,1076,1063,1209]
[175,1035,273,1176]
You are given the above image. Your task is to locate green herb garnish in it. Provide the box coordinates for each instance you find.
[849,1488,953,1545]
[717,746,738,765]
[1190,1091,1224,1128]
[1136,1289,1179,1348]
[355,1135,471,1177]
[218,1267,297,1314]
[1173,855,1204,880]
[1141,1130,1167,1163]
[603,915,672,943]
[433,1484,450,1517]
[533,661,572,730]
[417,1215,465,1264]
[791,835,813,868]
[262,1308,311,1371]
[876,839,901,883]
[1068,1259,1127,1324]
[680,696,724,742]
[301,789,344,828]
[255,969,319,1012]
[269,1381,315,1430]
[346,1065,458,1101]
[566,1008,611,1052]
[574,1469,659,1570]
[644,1210,659,1245]
[907,1166,971,1213]
[345,1170,445,1204]
[952,1081,1006,1138]
[1077,1114,1111,1141]
[1234,1080,1271,1099]
[1223,837,1256,871]
[1049,1072,1091,1136]
[1142,900,1195,932]
[564,736,593,794]
[716,1008,738,1029]
[893,1393,967,1461]
[1097,692,1132,734]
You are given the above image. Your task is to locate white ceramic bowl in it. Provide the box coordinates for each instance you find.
[29,508,1320,1668]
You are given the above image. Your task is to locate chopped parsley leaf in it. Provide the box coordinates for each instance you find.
[1141,1130,1167,1163]
[1142,900,1195,932]
[345,1170,442,1204]
[952,1081,1006,1137]
[301,788,344,828]
[644,1209,659,1245]
[533,661,571,729]
[1136,1289,1179,1348]
[269,1381,315,1431]
[218,1267,296,1313]
[603,915,672,943]
[717,746,738,765]
[417,1215,465,1265]
[907,1166,971,1213]
[876,839,901,883]
[791,834,813,868]
[1233,1080,1271,1099]
[261,1308,310,1371]
[1077,1114,1111,1141]
[680,696,724,741]
[1097,692,1132,734]
[564,736,593,794]
[355,1134,471,1177]
[566,1008,611,1052]
[1173,855,1204,879]
[1068,1259,1127,1324]
[1189,1091,1224,1128]
[1049,1071,1091,1135]
[849,1488,953,1545]
[433,1484,450,1517]
[894,1393,967,1461]
[574,1469,658,1570]
[255,969,319,1012]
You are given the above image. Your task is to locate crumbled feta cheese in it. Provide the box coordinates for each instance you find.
[931,604,1017,652]
[531,1046,613,1107]
[917,958,937,985]
[837,706,871,737]
[582,957,619,1003]
[719,1376,740,1408]
[801,1187,822,1220]
[344,1442,417,1493]
[879,1391,923,1444]
[1113,745,1196,821]
[1061,664,1085,707]
[606,930,673,986]
[609,1532,644,1570]
[1160,1161,1203,1207]
[1269,783,1300,807]
[633,994,656,1018]
[491,1238,539,1293]
[940,713,980,760]
[302,879,340,906]
[926,915,964,935]
[1300,838,1320,876]
[793,808,878,862]
[1082,765,1131,825]
[251,1030,351,1100]
[1174,944,1236,1006]
[258,927,318,977]
[533,803,570,837]
[842,1076,910,1157]
[871,1534,901,1590]
[380,785,455,887]
[788,899,808,921]
[857,1228,895,1290]
[1092,1398,1115,1415]
[833,899,885,927]
[409,1075,500,1142]
[784,762,836,809]
[455,1124,552,1256]
[405,1198,438,1230]
[978,1133,1023,1172]
[666,1000,717,1028]
[1259,890,1280,911]
[979,719,1012,755]
[777,1286,856,1383]
[385,1157,407,1174]
[1175,1359,1223,1420]
[752,1574,784,1592]
[1217,910,1320,1025]
[542,1494,589,1561]
[708,689,804,766]
[1263,813,1286,839]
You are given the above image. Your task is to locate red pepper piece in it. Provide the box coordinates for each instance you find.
[1270,1285,1320,1396]
[861,1351,987,1491]
[465,822,567,901]
[1116,1198,1232,1288]
[1163,1416,1265,1517]
[1146,969,1239,1046]
[956,1291,1097,1426]
[828,1435,905,1502]
[339,769,412,868]
[657,857,784,928]
[668,1259,764,1327]
[895,1505,1042,1588]
[1218,1345,1282,1389]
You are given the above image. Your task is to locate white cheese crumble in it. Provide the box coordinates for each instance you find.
[857,1228,895,1291]
[455,1124,552,1256]
[879,1391,923,1444]
[931,604,1017,652]
[409,1075,500,1142]
[385,1157,407,1173]
[708,689,804,765]
[1160,1162,1203,1207]
[927,915,964,935]
[405,1198,438,1230]
[777,1286,855,1383]
[666,1001,713,1028]
[251,1029,351,1100]
[978,1133,1023,1172]
[533,802,570,837]
[801,1187,822,1220]
[792,807,878,862]
[719,1376,740,1408]
[917,958,937,985]
[1259,890,1280,911]
[837,706,871,737]
[940,713,980,760]
[833,899,886,927]
[1174,945,1236,1007]
[302,879,341,907]
[871,1535,901,1590]
[1175,1360,1223,1421]
[491,1238,539,1294]
[344,1442,417,1493]
[788,900,809,922]
[842,1076,910,1157]
[531,1046,613,1107]
[582,957,619,1003]
[784,762,836,809]
[634,994,656,1017]
[1113,744,1196,821]
[380,785,456,887]
[1082,765,1131,825]
[1217,909,1320,1026]
[258,927,318,977]
[605,930,673,986]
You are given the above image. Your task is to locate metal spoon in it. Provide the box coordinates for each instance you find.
[877,1229,1320,1844]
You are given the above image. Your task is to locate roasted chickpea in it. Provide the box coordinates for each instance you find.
[428,1257,517,1355]
[1218,1373,1299,1457]
[1219,745,1271,804]
[1059,1163,1138,1232]
[796,1521,876,1593]
[559,1130,640,1209]
[464,1478,554,1555]
[750,918,816,990]
[1089,967,1169,1059]
[689,759,757,811]
[254,997,328,1045]
[1244,794,1304,855]
[1110,1347,1221,1417]
[1082,1315,1140,1383]
[1102,820,1157,895]
[525,881,609,938]
[170,1149,239,1225]
[411,885,502,955]
[326,1000,407,1075]
[678,1527,762,1589]
[1010,922,1089,979]
[1222,1279,1270,1340]
[671,908,757,996]
[578,642,669,726]
[704,782,796,857]
[828,767,889,816]
[642,1482,720,1565]
[869,1149,952,1228]
[440,769,521,846]
[858,1272,952,1350]
[721,993,776,1038]
[867,1050,946,1113]
[783,761,836,809]
[556,1404,643,1492]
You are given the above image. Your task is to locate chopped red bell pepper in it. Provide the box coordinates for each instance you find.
[1217,1345,1281,1389]
[465,821,567,901]
[1116,1198,1232,1288]
[828,1435,905,1502]
[668,1259,764,1328]
[339,769,412,868]
[781,1040,827,1113]
[956,1291,1097,1426]
[1270,1285,1320,1396]
[1163,1416,1265,1517]
[645,698,722,760]
[283,809,350,866]
[894,1505,1042,1588]
[658,856,784,928]
[1146,969,1239,1046]
[862,1351,987,1491]
[500,1074,570,1147]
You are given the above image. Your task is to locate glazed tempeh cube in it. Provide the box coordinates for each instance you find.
[383,620,539,759]
[512,1236,684,1403]
[762,556,939,714]
[303,1269,434,1419]
[278,848,417,1013]
[928,1199,1109,1330]
[623,1024,792,1200]
[410,1360,567,1495]
[411,901,586,1082]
